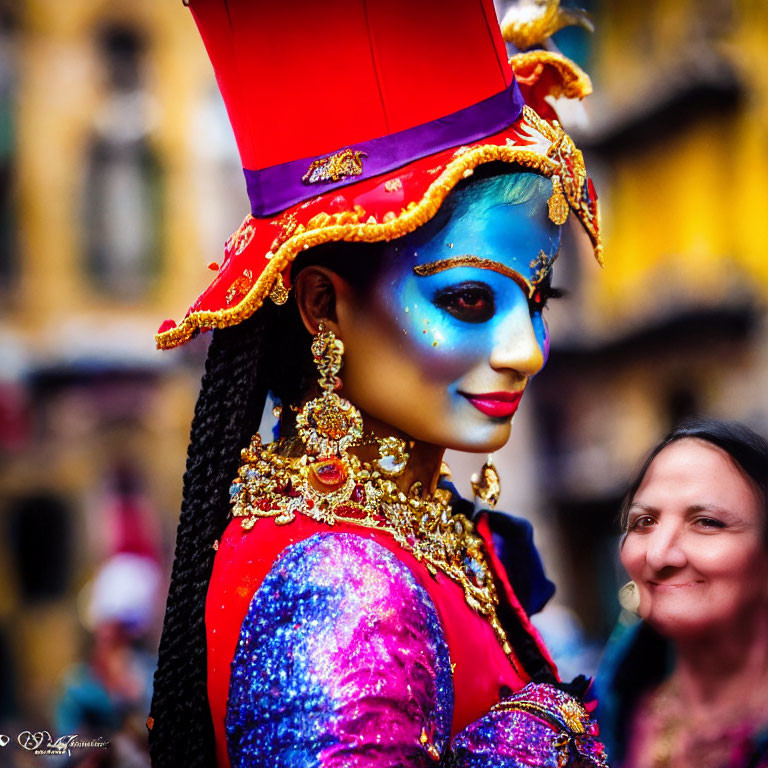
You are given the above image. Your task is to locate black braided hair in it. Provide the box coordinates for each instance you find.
[149,306,276,767]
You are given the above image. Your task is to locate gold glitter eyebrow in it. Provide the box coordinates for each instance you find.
[413,255,534,297]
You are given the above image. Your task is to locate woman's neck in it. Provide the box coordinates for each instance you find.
[669,607,768,713]
[352,411,445,496]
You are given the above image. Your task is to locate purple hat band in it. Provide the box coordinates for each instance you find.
[243,79,525,218]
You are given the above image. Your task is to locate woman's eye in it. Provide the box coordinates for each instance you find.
[627,515,655,532]
[694,517,726,530]
[433,282,495,323]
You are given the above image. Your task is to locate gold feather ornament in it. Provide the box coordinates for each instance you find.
[501,0,593,51]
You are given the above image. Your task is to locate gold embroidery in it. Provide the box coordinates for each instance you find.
[509,50,592,101]
[267,273,289,305]
[225,269,253,306]
[547,175,569,225]
[225,217,256,256]
[529,249,556,285]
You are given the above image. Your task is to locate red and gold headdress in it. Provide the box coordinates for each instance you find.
[156,0,600,350]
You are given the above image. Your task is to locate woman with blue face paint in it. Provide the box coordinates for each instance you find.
[334,171,561,455]
[148,2,607,767]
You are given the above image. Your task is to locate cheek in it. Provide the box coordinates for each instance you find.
[381,281,486,382]
[532,313,550,368]
[696,541,768,590]
[619,538,644,580]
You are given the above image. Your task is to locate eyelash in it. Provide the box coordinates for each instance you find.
[695,517,726,529]
[432,280,566,324]
[529,283,565,314]
[627,515,655,532]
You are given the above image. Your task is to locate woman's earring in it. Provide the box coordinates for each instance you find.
[618,581,640,614]
[375,436,410,478]
[471,454,501,508]
[296,323,363,459]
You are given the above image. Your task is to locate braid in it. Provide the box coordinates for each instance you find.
[149,307,277,767]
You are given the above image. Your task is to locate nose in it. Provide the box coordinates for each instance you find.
[645,521,688,572]
[489,302,545,378]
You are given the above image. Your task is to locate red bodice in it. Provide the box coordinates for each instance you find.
[206,513,557,768]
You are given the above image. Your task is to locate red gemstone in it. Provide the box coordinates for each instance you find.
[308,457,348,492]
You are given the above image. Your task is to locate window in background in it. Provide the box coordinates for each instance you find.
[82,24,163,301]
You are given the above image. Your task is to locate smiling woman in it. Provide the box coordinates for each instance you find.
[599,417,768,768]
[147,1,607,767]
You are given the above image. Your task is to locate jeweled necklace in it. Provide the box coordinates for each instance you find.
[229,432,514,660]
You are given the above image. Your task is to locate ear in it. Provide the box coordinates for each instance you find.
[293,266,351,337]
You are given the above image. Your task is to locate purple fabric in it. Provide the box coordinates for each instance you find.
[226,533,453,767]
[244,81,525,217]
[225,533,609,768]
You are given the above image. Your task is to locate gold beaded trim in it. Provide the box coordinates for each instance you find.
[229,434,521,669]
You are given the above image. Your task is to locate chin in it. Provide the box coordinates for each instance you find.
[644,605,723,640]
[367,406,513,453]
[440,421,512,453]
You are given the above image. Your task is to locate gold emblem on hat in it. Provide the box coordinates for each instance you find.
[302,148,368,185]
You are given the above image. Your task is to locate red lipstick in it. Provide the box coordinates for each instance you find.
[462,390,523,419]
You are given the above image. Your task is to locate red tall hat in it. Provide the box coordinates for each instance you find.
[156,0,600,349]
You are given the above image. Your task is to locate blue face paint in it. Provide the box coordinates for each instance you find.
[337,171,562,452]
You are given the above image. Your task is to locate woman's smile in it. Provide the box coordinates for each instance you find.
[460,390,524,419]
[647,580,704,590]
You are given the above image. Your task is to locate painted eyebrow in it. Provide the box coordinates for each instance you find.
[412,255,533,296]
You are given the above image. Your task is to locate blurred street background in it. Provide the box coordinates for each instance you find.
[0,0,766,764]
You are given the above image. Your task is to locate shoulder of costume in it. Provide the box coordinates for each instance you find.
[441,478,555,617]
[226,531,454,766]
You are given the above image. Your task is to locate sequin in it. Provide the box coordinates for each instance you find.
[226,533,453,767]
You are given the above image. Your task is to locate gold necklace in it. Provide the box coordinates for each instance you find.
[229,433,515,660]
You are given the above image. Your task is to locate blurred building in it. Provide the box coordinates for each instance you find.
[0,0,248,737]
[0,0,766,748]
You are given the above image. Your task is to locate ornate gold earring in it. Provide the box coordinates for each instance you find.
[375,436,410,478]
[295,323,363,494]
[471,454,501,508]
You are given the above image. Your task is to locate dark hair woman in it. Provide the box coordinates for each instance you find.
[599,417,768,768]
[147,1,608,767]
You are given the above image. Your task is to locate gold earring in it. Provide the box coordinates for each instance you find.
[295,323,363,492]
[375,436,410,478]
[618,581,640,614]
[471,454,501,508]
